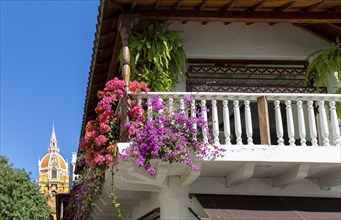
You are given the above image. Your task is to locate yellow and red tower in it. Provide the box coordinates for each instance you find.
[37,125,69,220]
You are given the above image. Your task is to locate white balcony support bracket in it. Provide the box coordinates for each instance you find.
[226,162,256,187]
[273,163,310,188]
[155,162,169,185]
[181,163,202,186]
[320,172,341,190]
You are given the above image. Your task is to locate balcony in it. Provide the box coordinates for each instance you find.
[87,92,341,219]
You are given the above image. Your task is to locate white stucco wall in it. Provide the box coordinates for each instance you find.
[171,22,331,60]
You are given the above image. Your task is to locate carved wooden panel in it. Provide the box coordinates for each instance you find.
[187,65,326,93]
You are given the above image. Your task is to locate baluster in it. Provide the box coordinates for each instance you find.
[233,99,243,145]
[274,100,284,146]
[211,96,220,145]
[147,96,153,121]
[222,98,231,145]
[330,101,340,147]
[158,96,163,127]
[307,100,318,146]
[244,100,253,145]
[191,99,197,140]
[286,100,296,146]
[137,94,142,106]
[179,95,185,115]
[168,96,174,117]
[319,101,330,146]
[201,96,208,144]
[297,100,306,146]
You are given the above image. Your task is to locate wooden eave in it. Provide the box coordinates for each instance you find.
[76,0,341,173]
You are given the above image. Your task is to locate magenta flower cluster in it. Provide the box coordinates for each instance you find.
[121,95,224,175]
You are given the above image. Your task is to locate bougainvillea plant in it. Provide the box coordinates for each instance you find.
[63,78,149,219]
[121,95,225,175]
[64,77,224,219]
[79,78,149,176]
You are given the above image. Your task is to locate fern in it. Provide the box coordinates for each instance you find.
[127,22,187,92]
[306,39,341,91]
[306,39,341,119]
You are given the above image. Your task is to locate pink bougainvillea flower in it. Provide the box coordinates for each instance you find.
[95,135,107,147]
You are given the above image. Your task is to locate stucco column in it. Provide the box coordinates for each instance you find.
[159,176,191,219]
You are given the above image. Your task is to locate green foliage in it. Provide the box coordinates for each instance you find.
[306,39,341,118]
[306,39,341,91]
[127,22,187,92]
[0,155,51,220]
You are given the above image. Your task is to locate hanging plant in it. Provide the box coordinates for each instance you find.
[127,22,187,92]
[306,39,341,91]
[306,39,341,118]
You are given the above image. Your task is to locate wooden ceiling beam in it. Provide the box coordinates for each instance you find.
[107,0,124,10]
[294,23,341,43]
[220,0,235,11]
[154,0,161,9]
[274,1,295,12]
[130,0,137,10]
[328,23,341,31]
[132,9,341,23]
[247,1,264,12]
[173,0,182,10]
[196,0,208,10]
[301,0,323,12]
[328,5,341,12]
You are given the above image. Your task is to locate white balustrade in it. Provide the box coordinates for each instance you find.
[222,98,231,145]
[137,94,142,106]
[285,100,296,146]
[307,100,318,146]
[274,100,284,146]
[201,96,208,144]
[158,97,163,127]
[129,92,341,148]
[234,99,243,145]
[211,96,220,145]
[147,96,153,121]
[319,101,330,146]
[330,101,340,147]
[297,100,307,146]
[191,99,197,140]
[244,100,253,145]
[179,95,185,115]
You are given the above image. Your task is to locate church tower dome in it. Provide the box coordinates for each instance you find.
[37,124,69,220]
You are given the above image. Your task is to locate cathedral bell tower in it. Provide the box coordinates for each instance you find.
[37,125,69,220]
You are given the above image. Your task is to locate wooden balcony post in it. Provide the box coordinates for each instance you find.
[257,96,271,145]
[118,15,139,142]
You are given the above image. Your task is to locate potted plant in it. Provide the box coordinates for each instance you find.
[127,22,187,92]
[306,39,341,117]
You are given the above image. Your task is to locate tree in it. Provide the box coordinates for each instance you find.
[0,155,51,220]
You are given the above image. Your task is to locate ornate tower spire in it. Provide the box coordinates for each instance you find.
[48,124,59,153]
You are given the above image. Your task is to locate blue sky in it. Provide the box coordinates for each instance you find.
[1,1,99,181]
